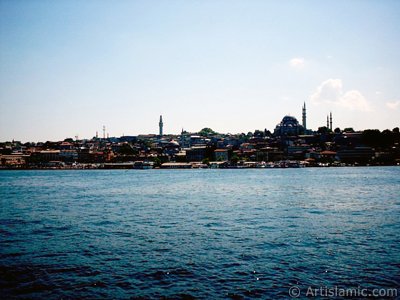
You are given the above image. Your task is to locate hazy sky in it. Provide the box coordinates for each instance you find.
[1,0,399,142]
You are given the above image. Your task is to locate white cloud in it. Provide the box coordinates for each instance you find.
[386,100,400,110]
[289,57,305,68]
[340,90,371,111]
[311,79,342,103]
[310,79,372,112]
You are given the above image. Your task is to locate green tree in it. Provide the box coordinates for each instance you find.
[317,126,329,134]
[152,157,161,168]
[239,133,249,143]
[119,143,137,155]
[230,154,239,165]
[381,129,394,148]
[199,128,216,137]
[362,129,381,148]
[202,158,210,165]
[253,130,265,138]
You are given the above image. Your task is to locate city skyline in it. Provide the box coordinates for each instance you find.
[1,1,400,142]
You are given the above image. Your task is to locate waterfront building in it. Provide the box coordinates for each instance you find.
[37,150,60,162]
[59,150,78,162]
[209,161,229,168]
[186,146,207,162]
[214,149,229,161]
[161,162,192,169]
[336,147,374,164]
[0,154,28,167]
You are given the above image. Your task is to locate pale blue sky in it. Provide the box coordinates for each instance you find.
[1,0,399,142]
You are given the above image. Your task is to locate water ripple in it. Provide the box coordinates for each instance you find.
[0,167,399,298]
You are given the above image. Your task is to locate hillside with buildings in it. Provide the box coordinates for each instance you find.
[1,105,399,169]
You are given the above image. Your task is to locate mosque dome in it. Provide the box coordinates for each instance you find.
[274,115,303,136]
[281,116,299,125]
[167,140,180,147]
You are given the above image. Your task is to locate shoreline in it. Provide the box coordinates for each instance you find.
[1,163,399,171]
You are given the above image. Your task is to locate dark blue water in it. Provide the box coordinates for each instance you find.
[1,167,399,299]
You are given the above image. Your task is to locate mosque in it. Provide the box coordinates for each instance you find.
[273,102,307,136]
[273,102,333,136]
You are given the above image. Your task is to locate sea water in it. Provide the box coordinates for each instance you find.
[1,167,399,299]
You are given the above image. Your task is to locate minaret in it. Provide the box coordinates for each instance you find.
[302,102,307,131]
[180,128,184,146]
[159,115,163,136]
[103,125,106,139]
[326,115,329,128]
[329,112,332,130]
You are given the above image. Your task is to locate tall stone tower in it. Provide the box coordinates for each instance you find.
[329,112,333,131]
[302,102,307,131]
[159,115,163,136]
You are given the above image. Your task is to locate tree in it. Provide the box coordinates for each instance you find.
[334,127,341,134]
[343,127,355,133]
[152,157,161,168]
[202,158,210,165]
[264,129,272,137]
[362,129,381,148]
[362,129,394,149]
[253,130,265,138]
[237,133,249,143]
[199,128,216,137]
[317,126,329,134]
[230,154,239,165]
[381,129,394,148]
[119,143,137,155]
